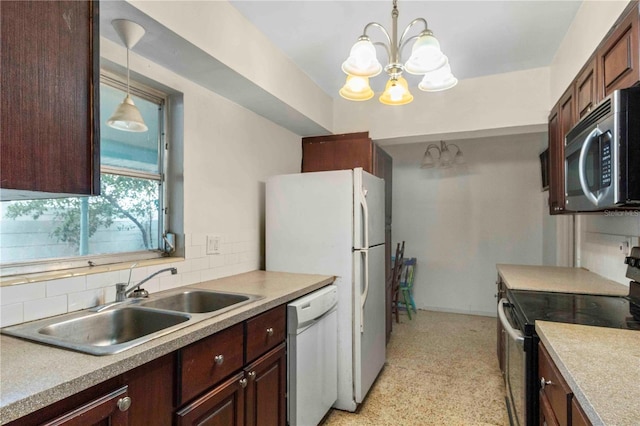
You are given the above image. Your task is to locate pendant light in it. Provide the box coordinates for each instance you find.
[107,19,148,132]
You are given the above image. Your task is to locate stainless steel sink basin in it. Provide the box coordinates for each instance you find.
[2,288,263,356]
[140,290,254,313]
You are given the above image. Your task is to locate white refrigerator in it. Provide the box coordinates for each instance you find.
[266,167,386,412]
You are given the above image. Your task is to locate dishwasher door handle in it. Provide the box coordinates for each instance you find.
[498,298,524,343]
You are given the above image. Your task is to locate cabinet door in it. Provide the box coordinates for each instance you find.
[0,0,100,199]
[571,397,592,426]
[547,106,562,214]
[576,58,597,119]
[244,343,286,426]
[41,386,129,426]
[539,343,572,426]
[598,7,639,99]
[302,132,373,174]
[175,372,246,426]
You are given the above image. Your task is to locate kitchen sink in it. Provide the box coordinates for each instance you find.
[139,290,255,313]
[1,288,263,356]
[3,307,190,356]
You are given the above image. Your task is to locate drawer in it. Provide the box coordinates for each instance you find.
[178,323,244,404]
[245,305,286,363]
[539,343,572,426]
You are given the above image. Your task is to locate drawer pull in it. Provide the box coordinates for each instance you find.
[266,327,274,337]
[248,371,256,380]
[540,377,553,389]
[117,396,131,412]
[239,378,248,388]
[214,354,224,365]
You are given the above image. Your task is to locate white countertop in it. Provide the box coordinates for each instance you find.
[0,270,334,425]
[497,264,628,295]
[536,321,640,426]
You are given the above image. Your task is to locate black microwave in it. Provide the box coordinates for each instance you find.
[564,86,640,211]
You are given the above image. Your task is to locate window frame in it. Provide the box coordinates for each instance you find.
[0,71,171,277]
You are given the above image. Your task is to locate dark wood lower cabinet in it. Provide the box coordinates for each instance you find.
[41,386,129,426]
[175,372,246,426]
[245,344,286,426]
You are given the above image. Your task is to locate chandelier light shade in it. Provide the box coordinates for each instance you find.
[340,0,457,106]
[339,75,375,101]
[107,19,148,132]
[420,141,464,169]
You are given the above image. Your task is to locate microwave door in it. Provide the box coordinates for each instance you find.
[578,127,603,206]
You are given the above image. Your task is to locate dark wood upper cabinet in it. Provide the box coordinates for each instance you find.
[0,1,100,200]
[302,132,374,174]
[576,58,597,119]
[597,4,640,99]
[547,106,562,215]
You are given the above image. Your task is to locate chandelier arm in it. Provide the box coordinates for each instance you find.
[399,35,420,60]
[447,143,462,154]
[426,143,441,154]
[372,41,392,63]
[362,22,392,48]
[398,18,429,47]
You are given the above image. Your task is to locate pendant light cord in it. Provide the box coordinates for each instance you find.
[126,47,130,97]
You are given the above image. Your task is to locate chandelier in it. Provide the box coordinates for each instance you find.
[420,141,464,169]
[339,0,457,106]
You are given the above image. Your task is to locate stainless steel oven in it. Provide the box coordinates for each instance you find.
[498,298,528,426]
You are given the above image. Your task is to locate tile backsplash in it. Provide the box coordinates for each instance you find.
[0,230,260,327]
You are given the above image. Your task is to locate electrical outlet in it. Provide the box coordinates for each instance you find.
[206,235,221,255]
[619,238,632,256]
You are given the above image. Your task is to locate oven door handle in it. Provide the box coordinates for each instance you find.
[498,298,524,343]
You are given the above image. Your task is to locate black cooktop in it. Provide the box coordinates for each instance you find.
[508,289,640,336]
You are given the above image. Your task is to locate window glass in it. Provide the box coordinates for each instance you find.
[0,76,165,270]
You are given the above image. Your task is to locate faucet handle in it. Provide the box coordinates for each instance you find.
[129,288,149,299]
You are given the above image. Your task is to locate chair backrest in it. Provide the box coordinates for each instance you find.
[400,257,416,289]
[391,241,405,290]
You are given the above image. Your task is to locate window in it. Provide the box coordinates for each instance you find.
[0,72,168,275]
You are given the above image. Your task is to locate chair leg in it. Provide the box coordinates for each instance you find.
[401,289,412,320]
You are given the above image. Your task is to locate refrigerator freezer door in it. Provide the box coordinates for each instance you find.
[353,243,386,403]
[353,168,386,249]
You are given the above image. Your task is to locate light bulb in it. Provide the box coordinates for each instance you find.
[346,76,368,93]
[389,82,405,102]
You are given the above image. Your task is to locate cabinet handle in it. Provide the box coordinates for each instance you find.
[239,378,248,388]
[266,327,274,337]
[117,396,132,412]
[248,371,256,380]
[214,354,224,365]
[540,377,553,389]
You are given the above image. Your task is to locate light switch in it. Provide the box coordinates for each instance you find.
[206,235,221,255]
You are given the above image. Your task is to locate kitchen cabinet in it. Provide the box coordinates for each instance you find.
[576,58,597,119]
[176,305,286,426]
[0,0,100,200]
[6,355,175,426]
[539,343,592,426]
[546,1,640,215]
[41,386,129,426]
[302,132,395,342]
[597,4,639,99]
[9,306,288,426]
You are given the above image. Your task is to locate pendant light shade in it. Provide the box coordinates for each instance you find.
[379,77,413,106]
[107,19,148,133]
[404,31,447,75]
[339,75,375,101]
[107,95,148,132]
[341,37,383,77]
[418,61,458,92]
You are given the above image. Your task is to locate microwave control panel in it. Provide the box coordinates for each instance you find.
[600,135,612,188]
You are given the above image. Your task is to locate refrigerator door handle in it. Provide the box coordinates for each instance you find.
[360,248,369,333]
[360,186,369,249]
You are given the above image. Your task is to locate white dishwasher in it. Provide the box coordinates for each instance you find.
[287,284,338,426]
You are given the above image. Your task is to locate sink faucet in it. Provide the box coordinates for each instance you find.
[116,267,178,302]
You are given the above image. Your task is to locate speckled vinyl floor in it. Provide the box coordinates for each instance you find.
[322,310,509,426]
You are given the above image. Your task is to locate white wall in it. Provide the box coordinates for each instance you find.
[385,133,545,316]
[334,67,550,142]
[0,37,302,327]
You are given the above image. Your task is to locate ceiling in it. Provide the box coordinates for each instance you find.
[100,1,583,137]
[229,0,583,97]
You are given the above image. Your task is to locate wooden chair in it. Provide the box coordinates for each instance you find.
[390,241,405,323]
[398,257,417,320]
